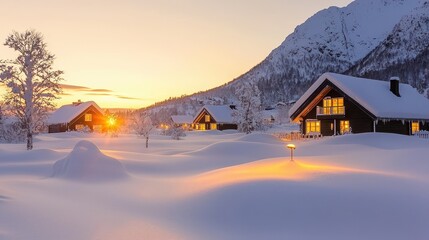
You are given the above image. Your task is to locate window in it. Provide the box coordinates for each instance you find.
[205,114,210,122]
[340,120,350,134]
[199,124,206,130]
[319,97,345,115]
[75,124,84,131]
[306,120,320,134]
[85,114,92,122]
[210,123,217,130]
[412,121,420,134]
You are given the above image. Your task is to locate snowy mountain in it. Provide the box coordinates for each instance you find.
[226,0,422,103]
[347,1,429,93]
[144,0,429,115]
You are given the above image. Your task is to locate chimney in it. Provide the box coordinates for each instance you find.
[72,99,82,106]
[390,77,400,97]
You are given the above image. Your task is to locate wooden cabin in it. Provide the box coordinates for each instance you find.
[47,101,105,133]
[193,105,237,131]
[289,73,429,136]
[171,115,194,129]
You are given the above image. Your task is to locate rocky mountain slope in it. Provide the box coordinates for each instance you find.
[144,0,429,116]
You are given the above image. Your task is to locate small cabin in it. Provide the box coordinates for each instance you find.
[171,115,194,129]
[193,105,237,131]
[47,101,105,133]
[289,73,429,136]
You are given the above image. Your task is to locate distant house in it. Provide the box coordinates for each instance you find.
[171,115,194,129]
[289,73,429,136]
[193,105,237,131]
[47,101,105,133]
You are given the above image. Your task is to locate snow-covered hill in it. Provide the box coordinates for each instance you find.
[143,0,428,114]
[347,1,429,93]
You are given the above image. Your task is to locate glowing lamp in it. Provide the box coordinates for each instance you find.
[286,143,296,162]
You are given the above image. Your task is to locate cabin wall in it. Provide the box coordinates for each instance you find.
[375,120,410,135]
[302,88,374,136]
[218,124,238,131]
[48,123,68,133]
[193,109,237,131]
[69,107,105,132]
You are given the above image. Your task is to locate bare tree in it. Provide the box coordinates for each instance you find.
[0,30,63,150]
[132,111,153,148]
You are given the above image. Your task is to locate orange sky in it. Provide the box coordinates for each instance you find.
[0,0,352,109]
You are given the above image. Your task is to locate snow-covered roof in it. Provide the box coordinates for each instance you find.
[47,101,104,124]
[171,115,193,124]
[289,72,429,120]
[195,105,234,123]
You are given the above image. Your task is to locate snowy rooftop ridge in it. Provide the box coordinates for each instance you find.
[47,101,104,124]
[171,115,193,124]
[289,72,429,120]
[195,105,234,123]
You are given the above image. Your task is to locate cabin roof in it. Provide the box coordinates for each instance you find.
[171,115,193,124]
[289,72,429,121]
[47,101,103,124]
[194,105,234,123]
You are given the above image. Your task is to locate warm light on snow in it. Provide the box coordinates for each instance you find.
[1,131,429,239]
[184,158,387,194]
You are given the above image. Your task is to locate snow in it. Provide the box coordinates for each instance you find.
[196,105,234,123]
[52,140,128,182]
[47,101,103,124]
[171,115,193,124]
[1,131,429,239]
[290,72,429,120]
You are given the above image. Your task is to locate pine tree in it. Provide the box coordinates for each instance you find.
[0,30,63,150]
[234,82,263,134]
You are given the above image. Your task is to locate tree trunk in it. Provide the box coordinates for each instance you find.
[27,130,33,150]
[146,136,149,148]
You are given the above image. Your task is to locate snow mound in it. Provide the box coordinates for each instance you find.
[52,140,128,182]
[236,133,281,144]
[319,133,428,150]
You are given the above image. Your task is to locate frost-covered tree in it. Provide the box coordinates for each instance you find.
[167,125,186,140]
[234,82,263,134]
[131,111,153,148]
[0,30,63,150]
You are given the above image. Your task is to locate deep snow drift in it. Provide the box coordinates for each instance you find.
[0,131,428,240]
[52,140,128,182]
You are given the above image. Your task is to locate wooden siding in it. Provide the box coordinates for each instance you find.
[193,109,237,131]
[48,105,105,133]
[302,86,374,136]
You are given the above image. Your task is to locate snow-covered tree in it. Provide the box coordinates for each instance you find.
[167,125,186,140]
[131,111,153,148]
[234,82,263,134]
[0,30,63,150]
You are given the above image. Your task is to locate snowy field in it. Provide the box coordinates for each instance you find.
[0,131,428,240]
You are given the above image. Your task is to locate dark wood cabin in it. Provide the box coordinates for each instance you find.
[289,73,429,136]
[171,115,194,130]
[47,101,105,133]
[193,105,237,131]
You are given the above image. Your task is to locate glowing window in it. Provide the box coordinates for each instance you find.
[306,119,320,134]
[210,123,217,130]
[205,115,210,122]
[322,97,345,115]
[412,121,420,134]
[85,114,92,122]
[340,120,350,134]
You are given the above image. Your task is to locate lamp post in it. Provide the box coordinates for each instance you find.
[286,143,296,162]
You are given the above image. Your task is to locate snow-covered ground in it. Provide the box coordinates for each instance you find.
[0,131,428,240]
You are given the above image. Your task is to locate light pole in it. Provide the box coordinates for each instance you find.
[286,143,296,162]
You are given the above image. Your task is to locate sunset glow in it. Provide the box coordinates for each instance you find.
[0,0,352,109]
